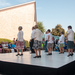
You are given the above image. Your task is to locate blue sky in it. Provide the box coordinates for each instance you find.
[0,0,75,32]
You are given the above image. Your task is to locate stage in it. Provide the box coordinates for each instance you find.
[0,51,75,75]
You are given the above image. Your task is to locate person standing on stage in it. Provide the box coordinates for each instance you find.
[47,29,53,55]
[30,27,35,53]
[59,32,65,54]
[32,25,43,58]
[45,31,48,52]
[67,26,74,57]
[15,26,24,56]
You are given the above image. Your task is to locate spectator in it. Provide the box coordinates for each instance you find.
[13,38,16,44]
[64,40,67,52]
[12,43,16,52]
[2,42,11,53]
[0,44,2,53]
[8,42,12,49]
[8,42,14,53]
[42,38,45,49]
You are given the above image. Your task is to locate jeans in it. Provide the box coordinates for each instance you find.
[45,41,48,52]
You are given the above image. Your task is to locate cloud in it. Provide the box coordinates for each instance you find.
[0,0,11,7]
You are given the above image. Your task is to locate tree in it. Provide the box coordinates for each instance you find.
[37,22,45,33]
[51,24,65,36]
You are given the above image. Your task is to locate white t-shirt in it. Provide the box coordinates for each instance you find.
[17,30,24,41]
[33,29,43,41]
[47,33,53,43]
[59,35,64,43]
[67,29,74,41]
[45,34,48,41]
[2,44,8,49]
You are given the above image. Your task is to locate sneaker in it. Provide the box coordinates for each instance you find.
[67,55,71,57]
[38,56,41,58]
[20,54,23,56]
[47,53,50,55]
[49,53,52,55]
[16,54,20,56]
[47,53,52,55]
[33,56,39,58]
[62,52,64,54]
[59,52,62,54]
[70,53,74,56]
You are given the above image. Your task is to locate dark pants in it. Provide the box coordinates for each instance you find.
[45,40,48,52]
[30,39,35,53]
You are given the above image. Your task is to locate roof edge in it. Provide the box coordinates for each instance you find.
[0,1,35,11]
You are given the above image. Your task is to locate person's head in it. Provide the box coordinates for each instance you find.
[18,26,23,31]
[66,40,67,43]
[60,32,64,35]
[47,29,51,33]
[8,42,11,45]
[13,38,15,40]
[2,41,4,44]
[32,26,35,30]
[5,42,7,44]
[45,31,48,34]
[43,38,45,41]
[68,26,72,30]
[35,25,38,29]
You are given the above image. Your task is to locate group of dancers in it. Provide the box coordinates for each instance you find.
[15,25,74,58]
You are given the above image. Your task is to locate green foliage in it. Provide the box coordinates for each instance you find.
[0,38,29,47]
[51,24,65,36]
[37,22,45,33]
[0,38,12,43]
[25,40,30,47]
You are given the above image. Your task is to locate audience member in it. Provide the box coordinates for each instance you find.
[42,38,45,49]
[0,44,2,53]
[13,38,16,44]
[64,40,67,52]
[2,42,11,53]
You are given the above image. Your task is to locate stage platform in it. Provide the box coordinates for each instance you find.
[0,51,75,75]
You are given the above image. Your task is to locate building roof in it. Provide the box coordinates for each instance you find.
[0,1,35,12]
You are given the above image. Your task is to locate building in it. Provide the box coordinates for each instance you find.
[0,1,37,41]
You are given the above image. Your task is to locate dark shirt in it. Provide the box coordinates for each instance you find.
[0,44,2,48]
[8,44,12,49]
